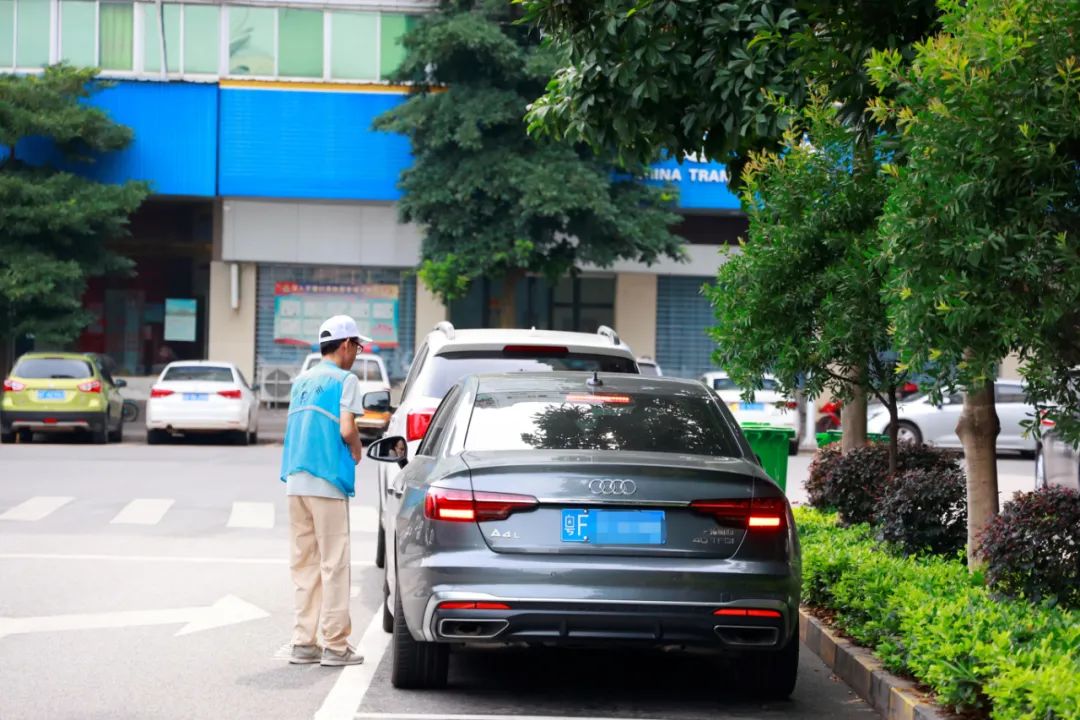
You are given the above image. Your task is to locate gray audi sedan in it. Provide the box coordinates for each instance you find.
[366,372,801,697]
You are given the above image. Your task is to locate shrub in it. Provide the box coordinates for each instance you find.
[978,485,1080,608]
[795,507,1080,718]
[805,444,842,509]
[878,465,967,556]
[897,443,962,473]
[820,444,889,524]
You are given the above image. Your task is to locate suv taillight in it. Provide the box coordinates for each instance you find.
[218,389,242,399]
[424,488,539,523]
[690,497,787,530]
[150,388,174,398]
[406,408,437,441]
[77,380,102,393]
[3,379,25,392]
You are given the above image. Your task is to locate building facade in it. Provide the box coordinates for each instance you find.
[3,0,744,386]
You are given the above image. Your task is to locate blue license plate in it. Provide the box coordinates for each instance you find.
[183,393,209,401]
[739,402,765,411]
[36,390,65,401]
[561,509,666,545]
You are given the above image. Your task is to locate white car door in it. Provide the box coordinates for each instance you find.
[995,382,1033,452]
[915,393,964,447]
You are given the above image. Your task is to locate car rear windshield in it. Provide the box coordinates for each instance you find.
[163,366,234,383]
[14,358,93,379]
[712,377,778,392]
[464,389,742,456]
[415,350,638,400]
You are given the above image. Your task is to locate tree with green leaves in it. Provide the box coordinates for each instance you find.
[524,0,940,445]
[868,0,1080,563]
[707,90,909,473]
[374,0,683,327]
[0,66,148,362]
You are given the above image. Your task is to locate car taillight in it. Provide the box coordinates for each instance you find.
[437,601,511,611]
[218,389,242,399]
[3,379,25,392]
[150,388,174,398]
[424,488,539,523]
[785,401,798,410]
[1040,409,1056,428]
[77,380,102,393]
[406,408,437,441]
[713,608,782,618]
[690,496,787,530]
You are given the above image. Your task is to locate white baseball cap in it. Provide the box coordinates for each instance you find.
[318,315,373,345]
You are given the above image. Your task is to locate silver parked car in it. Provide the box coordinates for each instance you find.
[366,372,801,697]
[1036,421,1079,491]
[866,380,1037,455]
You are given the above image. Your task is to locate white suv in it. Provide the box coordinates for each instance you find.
[372,322,639,568]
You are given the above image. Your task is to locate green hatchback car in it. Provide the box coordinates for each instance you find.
[1,352,126,444]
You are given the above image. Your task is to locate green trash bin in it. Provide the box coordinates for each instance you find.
[739,422,796,491]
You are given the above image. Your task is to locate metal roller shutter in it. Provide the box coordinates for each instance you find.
[656,276,717,379]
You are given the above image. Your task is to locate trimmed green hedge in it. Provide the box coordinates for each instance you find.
[795,507,1080,719]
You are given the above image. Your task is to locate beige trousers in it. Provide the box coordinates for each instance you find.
[288,495,351,652]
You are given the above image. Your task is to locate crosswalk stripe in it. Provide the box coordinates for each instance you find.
[227,501,275,529]
[349,506,378,533]
[0,496,74,522]
[110,499,175,526]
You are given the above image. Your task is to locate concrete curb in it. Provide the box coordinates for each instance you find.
[799,610,946,720]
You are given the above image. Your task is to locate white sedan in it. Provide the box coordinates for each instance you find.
[700,371,802,453]
[300,351,391,439]
[146,362,259,445]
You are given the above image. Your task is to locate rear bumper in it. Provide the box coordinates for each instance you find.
[423,596,791,652]
[146,405,248,432]
[1,410,106,433]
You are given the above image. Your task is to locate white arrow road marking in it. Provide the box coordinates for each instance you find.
[0,595,269,640]
[110,498,175,525]
[0,496,74,522]
[228,501,275,529]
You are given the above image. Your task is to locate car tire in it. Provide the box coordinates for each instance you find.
[233,430,250,446]
[382,578,394,634]
[92,418,109,444]
[788,439,798,456]
[0,430,15,444]
[892,420,922,445]
[248,430,258,445]
[375,522,386,569]
[109,417,123,443]
[147,429,167,445]
[745,633,799,700]
[391,581,449,689]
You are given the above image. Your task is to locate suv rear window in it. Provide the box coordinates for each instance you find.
[415,350,638,401]
[163,366,234,383]
[711,377,779,392]
[14,358,94,379]
[464,388,742,456]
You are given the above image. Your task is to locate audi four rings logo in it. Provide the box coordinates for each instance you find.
[589,479,637,495]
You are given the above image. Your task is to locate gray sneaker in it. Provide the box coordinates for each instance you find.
[289,644,321,665]
[321,646,364,667]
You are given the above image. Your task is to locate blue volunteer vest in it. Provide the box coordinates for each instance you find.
[280,360,356,497]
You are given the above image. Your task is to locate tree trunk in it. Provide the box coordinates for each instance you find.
[495,269,524,329]
[885,384,899,477]
[958,381,1000,568]
[841,367,868,453]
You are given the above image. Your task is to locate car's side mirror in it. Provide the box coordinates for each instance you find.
[362,390,392,413]
[114,378,127,388]
[367,435,408,466]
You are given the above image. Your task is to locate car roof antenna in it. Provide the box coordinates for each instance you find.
[587,371,602,387]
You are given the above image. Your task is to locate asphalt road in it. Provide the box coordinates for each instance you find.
[0,436,1034,720]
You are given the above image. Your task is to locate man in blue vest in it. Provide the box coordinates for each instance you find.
[281,315,370,666]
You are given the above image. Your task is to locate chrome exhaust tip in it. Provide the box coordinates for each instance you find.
[714,625,780,647]
[437,618,509,640]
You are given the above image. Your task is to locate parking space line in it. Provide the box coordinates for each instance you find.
[227,501,275,529]
[314,613,391,720]
[0,496,74,522]
[350,506,378,533]
[110,498,175,525]
[354,715,666,719]
[0,552,373,566]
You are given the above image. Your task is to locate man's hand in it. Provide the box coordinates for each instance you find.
[340,409,363,466]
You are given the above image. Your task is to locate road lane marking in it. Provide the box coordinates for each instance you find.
[0,595,268,639]
[0,552,373,567]
[314,613,391,720]
[350,506,378,532]
[0,496,73,522]
[110,498,175,525]
[354,716,668,720]
[228,501,275,529]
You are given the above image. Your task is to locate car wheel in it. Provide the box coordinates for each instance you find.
[1035,446,1046,489]
[382,577,394,634]
[893,420,922,445]
[0,430,15,444]
[788,439,798,456]
[745,633,799,700]
[375,521,386,569]
[109,416,123,443]
[92,417,109,444]
[391,580,449,689]
[233,430,250,446]
[147,429,167,445]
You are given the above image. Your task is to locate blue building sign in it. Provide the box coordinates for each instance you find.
[643,155,742,211]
